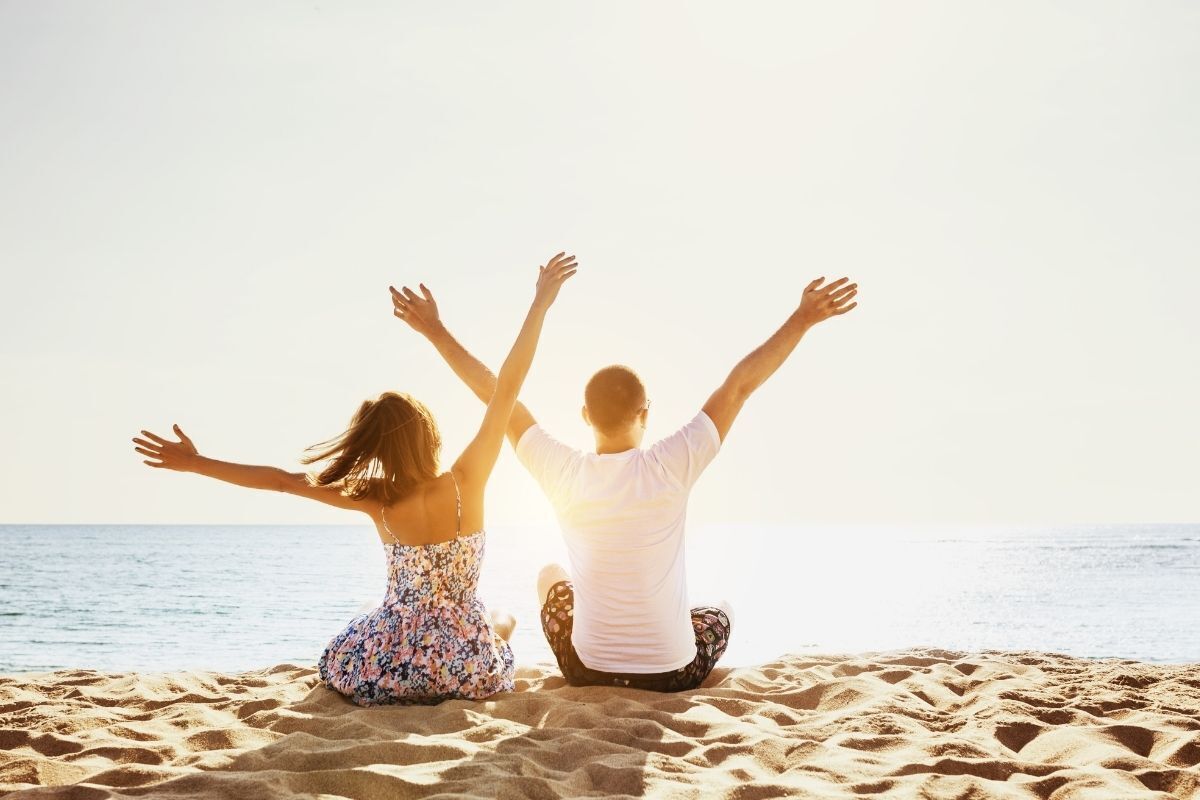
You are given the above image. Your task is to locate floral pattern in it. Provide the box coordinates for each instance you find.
[318,531,515,706]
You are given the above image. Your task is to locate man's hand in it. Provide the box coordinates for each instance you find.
[133,425,200,471]
[391,283,444,339]
[703,276,860,442]
[795,277,858,329]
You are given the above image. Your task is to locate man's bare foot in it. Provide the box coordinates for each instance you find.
[537,562,570,605]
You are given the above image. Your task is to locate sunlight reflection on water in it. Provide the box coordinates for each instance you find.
[0,523,1196,672]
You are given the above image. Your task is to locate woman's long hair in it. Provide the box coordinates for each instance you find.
[303,392,441,505]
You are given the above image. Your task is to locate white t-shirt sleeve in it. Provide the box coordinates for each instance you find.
[514,425,582,506]
[648,410,722,490]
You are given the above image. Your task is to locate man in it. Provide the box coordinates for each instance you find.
[391,267,858,691]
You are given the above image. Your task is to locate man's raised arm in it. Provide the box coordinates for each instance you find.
[391,283,537,447]
[702,276,858,442]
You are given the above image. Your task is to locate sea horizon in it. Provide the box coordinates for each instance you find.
[2,522,1196,674]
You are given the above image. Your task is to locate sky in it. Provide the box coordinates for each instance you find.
[1,1,1197,526]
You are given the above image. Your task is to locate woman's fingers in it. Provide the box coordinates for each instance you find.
[805,277,825,293]
[822,277,849,294]
[833,301,858,315]
[419,283,434,302]
[143,460,164,468]
[172,425,193,448]
[547,266,578,287]
[829,283,858,302]
[537,253,577,291]
[550,257,577,276]
[547,253,576,273]
[134,427,194,455]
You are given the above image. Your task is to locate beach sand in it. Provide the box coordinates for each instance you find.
[2,649,1198,799]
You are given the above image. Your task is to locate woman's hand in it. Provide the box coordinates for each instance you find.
[533,251,578,310]
[795,277,858,329]
[133,425,201,471]
[390,283,443,338]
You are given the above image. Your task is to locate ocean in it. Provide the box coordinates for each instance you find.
[0,524,1196,673]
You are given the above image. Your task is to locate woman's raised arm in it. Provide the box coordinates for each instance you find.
[448,252,577,490]
[133,424,364,511]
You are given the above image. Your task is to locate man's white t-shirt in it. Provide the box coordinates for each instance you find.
[515,411,721,673]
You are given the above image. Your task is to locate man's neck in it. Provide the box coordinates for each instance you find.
[594,433,641,455]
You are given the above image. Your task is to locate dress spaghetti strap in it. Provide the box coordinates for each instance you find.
[449,471,462,537]
[379,502,402,545]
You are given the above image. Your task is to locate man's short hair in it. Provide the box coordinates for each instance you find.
[584,365,647,435]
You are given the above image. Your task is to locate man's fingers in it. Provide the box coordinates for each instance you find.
[821,277,849,294]
[140,430,169,445]
[402,286,420,302]
[832,301,858,315]
[144,460,164,468]
[827,289,857,307]
[134,446,158,458]
[805,277,825,292]
[828,283,858,301]
[419,283,434,302]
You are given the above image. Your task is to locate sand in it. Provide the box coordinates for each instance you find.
[2,649,1198,799]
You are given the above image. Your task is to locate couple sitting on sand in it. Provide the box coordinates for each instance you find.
[134,252,858,706]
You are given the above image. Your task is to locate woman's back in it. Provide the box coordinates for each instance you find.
[374,471,469,547]
[378,471,485,607]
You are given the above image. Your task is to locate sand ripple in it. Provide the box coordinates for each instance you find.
[2,650,1198,798]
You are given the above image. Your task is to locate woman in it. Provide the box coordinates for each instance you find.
[132,252,578,705]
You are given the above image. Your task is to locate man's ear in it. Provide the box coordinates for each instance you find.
[638,408,649,428]
[581,405,592,428]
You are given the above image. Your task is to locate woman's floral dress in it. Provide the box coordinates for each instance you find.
[318,476,515,706]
